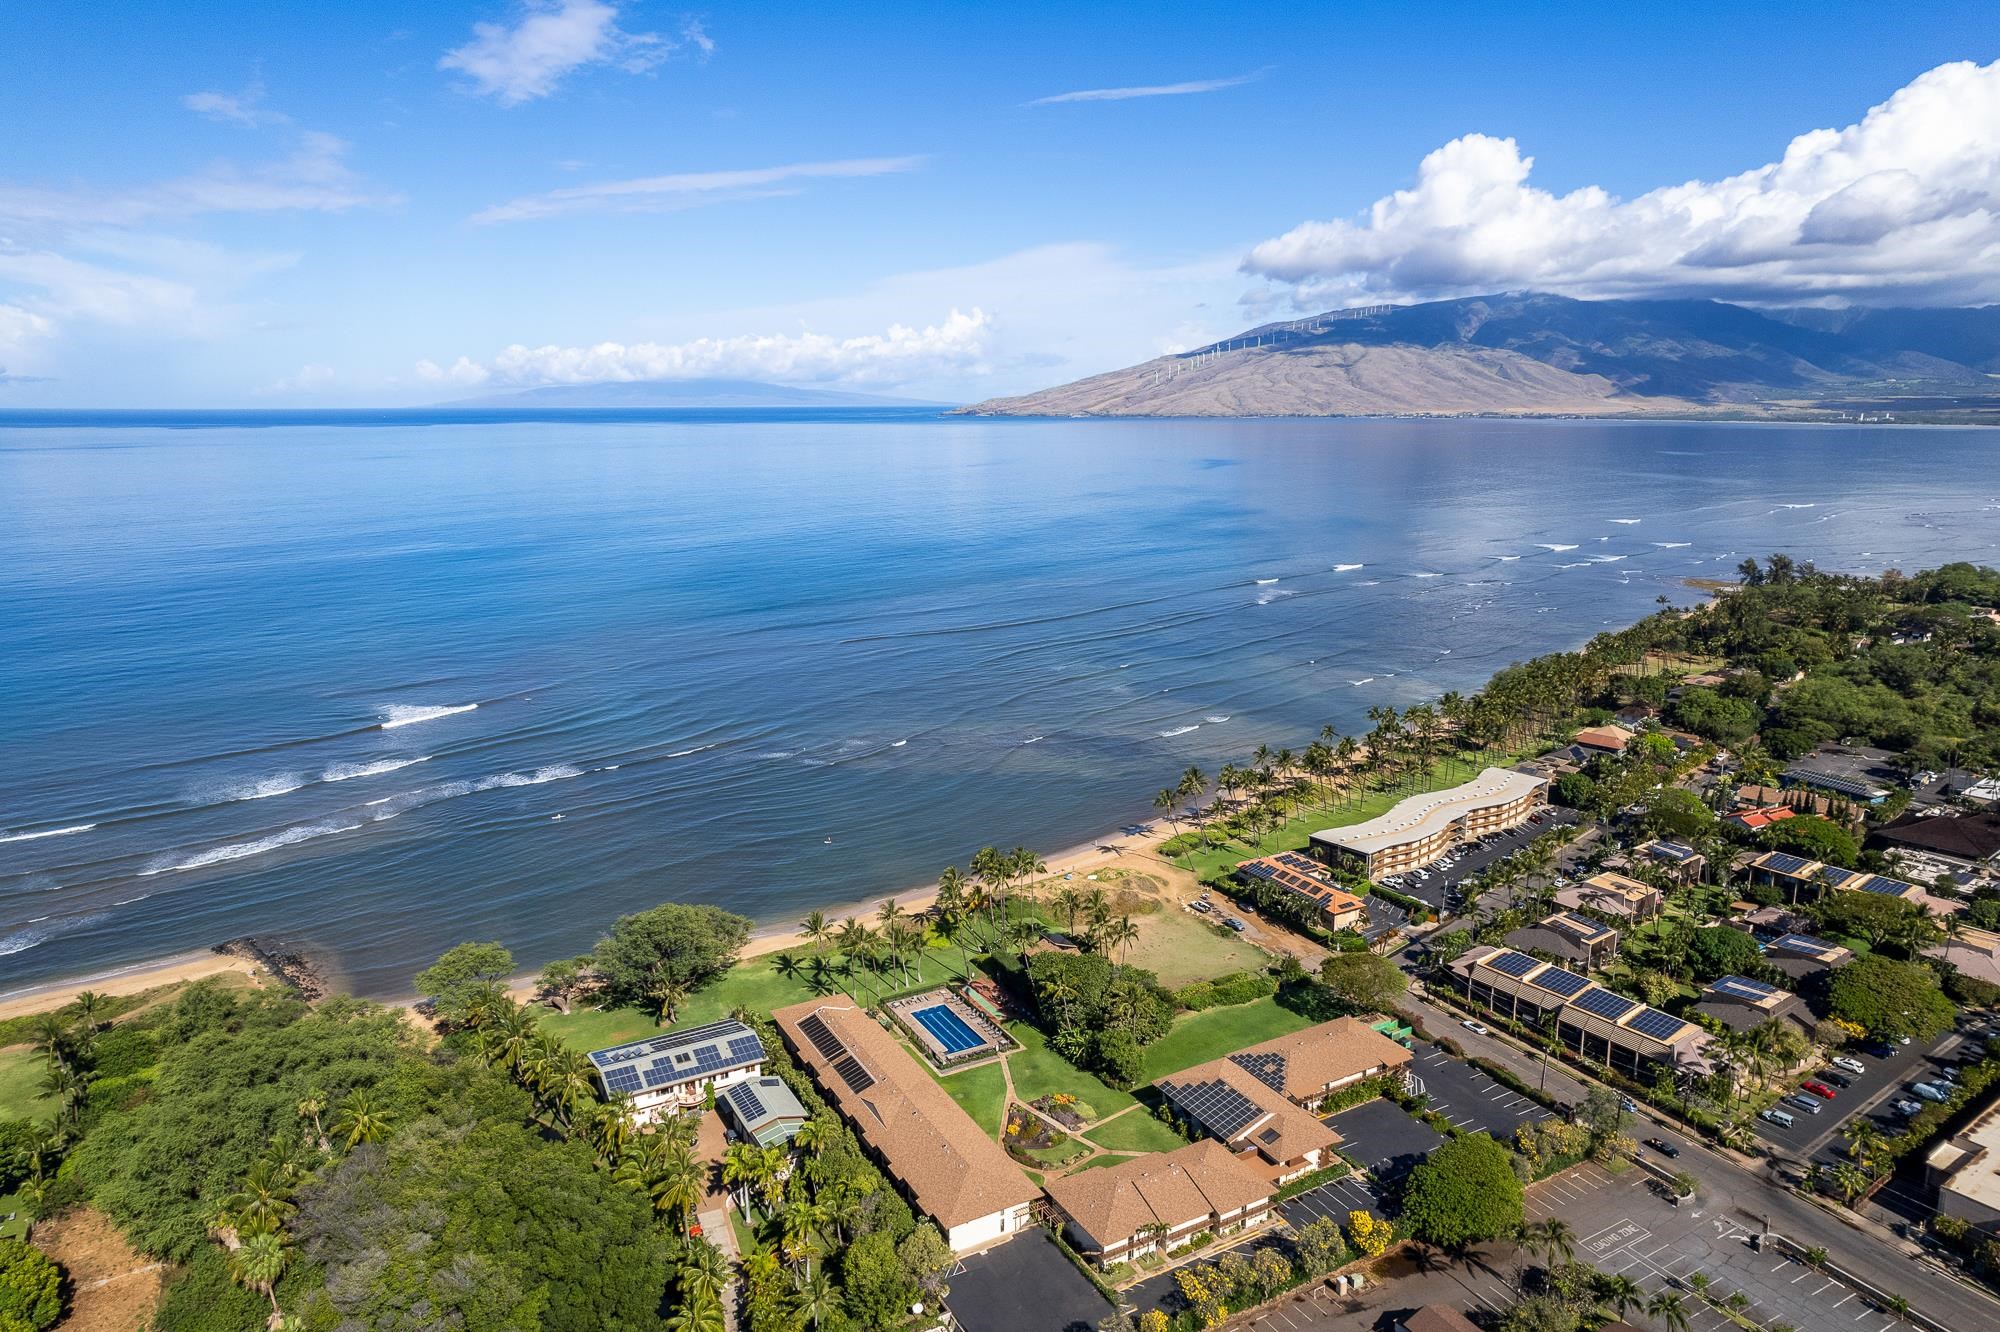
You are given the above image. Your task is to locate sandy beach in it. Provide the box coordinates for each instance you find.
[0,949,266,1023]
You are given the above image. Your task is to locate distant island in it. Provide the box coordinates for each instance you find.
[450,376,952,409]
[963,292,2000,423]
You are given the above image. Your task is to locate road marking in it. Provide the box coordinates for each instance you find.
[1833,1292,1853,1308]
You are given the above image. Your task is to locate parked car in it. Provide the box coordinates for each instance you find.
[1461,1020,1491,1036]
[1832,1056,1866,1075]
[1800,1081,1837,1099]
[1619,1097,1637,1113]
[1762,1108,1796,1128]
[1892,1099,1923,1117]
[1784,1094,1823,1114]
[1645,1137,1681,1158]
[1862,1042,1897,1058]
[1912,1082,1950,1103]
[1223,917,1246,932]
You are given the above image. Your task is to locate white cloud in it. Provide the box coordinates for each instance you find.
[183,78,288,127]
[436,308,994,387]
[414,356,492,385]
[1243,58,2000,308]
[470,155,924,223]
[257,363,338,395]
[440,0,704,106]
[0,303,54,354]
[0,132,397,228]
[1027,69,1267,106]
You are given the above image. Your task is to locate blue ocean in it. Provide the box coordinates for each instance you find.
[2,411,1995,995]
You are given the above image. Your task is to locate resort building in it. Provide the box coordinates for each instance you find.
[1503,910,1619,969]
[1693,974,1813,1035]
[1235,852,1368,931]
[1572,724,1636,755]
[1763,932,1855,982]
[1043,1139,1275,1268]
[1553,872,1661,922]
[1632,838,1707,884]
[772,995,1037,1252]
[718,1076,810,1148]
[1448,946,1709,1078]
[1740,852,1953,913]
[588,1020,767,1122]
[1927,1089,2000,1235]
[1157,1018,1411,1183]
[1310,768,1547,879]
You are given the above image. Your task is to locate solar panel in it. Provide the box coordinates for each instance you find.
[1238,861,1276,881]
[1761,852,1813,875]
[798,1013,847,1061]
[1626,1008,1689,1041]
[1166,1078,1264,1140]
[728,1035,766,1062]
[1530,966,1592,999]
[1489,950,1541,978]
[1275,852,1321,873]
[1818,865,1860,886]
[604,1067,642,1094]
[1771,933,1833,955]
[1651,841,1696,861]
[1571,987,1640,1021]
[1228,1051,1289,1092]
[1859,876,1917,897]
[831,1054,875,1094]
[728,1084,768,1123]
[1711,975,1778,1002]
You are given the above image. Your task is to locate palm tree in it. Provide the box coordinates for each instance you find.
[725,1141,763,1214]
[29,1013,70,1070]
[796,1269,839,1328]
[681,1238,731,1305]
[1647,1290,1693,1332]
[792,1115,832,1159]
[296,1089,329,1155]
[71,990,107,1034]
[648,977,690,1026]
[799,909,831,955]
[1104,916,1140,961]
[228,1228,291,1327]
[668,1288,725,1332]
[1596,1273,1644,1320]
[223,1158,297,1233]
[1518,1217,1575,1267]
[332,1088,392,1150]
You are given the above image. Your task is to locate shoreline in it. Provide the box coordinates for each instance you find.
[0,948,267,1023]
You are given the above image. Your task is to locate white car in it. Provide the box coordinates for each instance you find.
[1912,1082,1950,1103]
[1461,1020,1490,1036]
[1832,1056,1866,1075]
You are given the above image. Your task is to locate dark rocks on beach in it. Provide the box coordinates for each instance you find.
[214,936,330,1002]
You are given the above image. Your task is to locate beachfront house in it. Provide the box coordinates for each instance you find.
[588,1019,768,1123]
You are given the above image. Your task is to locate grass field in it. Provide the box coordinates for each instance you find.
[1082,1110,1188,1155]
[1122,907,1269,990]
[929,1060,1009,1139]
[0,1050,51,1125]
[1140,997,1316,1083]
[1003,1024,1137,1120]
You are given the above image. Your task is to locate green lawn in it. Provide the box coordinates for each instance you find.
[928,1059,1009,1139]
[0,1050,51,1125]
[1004,1024,1138,1121]
[0,1190,27,1241]
[1083,1110,1188,1155]
[1065,1153,1141,1173]
[1140,997,1316,1083]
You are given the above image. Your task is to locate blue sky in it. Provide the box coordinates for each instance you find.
[1,1,1995,404]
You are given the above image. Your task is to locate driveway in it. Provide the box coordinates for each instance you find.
[1386,808,1583,909]
[945,1229,1111,1332]
[1407,1041,1552,1139]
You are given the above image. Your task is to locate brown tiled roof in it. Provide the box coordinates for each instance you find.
[1221,1017,1413,1099]
[1044,1139,1271,1245]
[772,995,1038,1229]
[1870,811,2000,862]
[1158,1059,1340,1162]
[1400,1307,1482,1332]
[1573,724,1634,752]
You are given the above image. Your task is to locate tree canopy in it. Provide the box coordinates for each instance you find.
[1828,955,1956,1041]
[592,902,752,1015]
[1399,1133,1524,1250]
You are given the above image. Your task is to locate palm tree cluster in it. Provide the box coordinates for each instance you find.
[1505,1221,1694,1332]
[1047,883,1140,958]
[203,1086,391,1329]
[26,989,108,1139]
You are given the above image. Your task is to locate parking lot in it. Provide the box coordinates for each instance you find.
[1408,1041,1553,1138]
[1324,1099,1445,1183]
[1386,807,1582,910]
[1752,1019,1982,1163]
[945,1228,1110,1332]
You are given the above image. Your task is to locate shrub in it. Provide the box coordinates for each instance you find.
[0,1240,63,1332]
[1172,971,1278,1011]
[1346,1209,1393,1258]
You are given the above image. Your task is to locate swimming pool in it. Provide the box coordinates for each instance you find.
[911,1004,988,1055]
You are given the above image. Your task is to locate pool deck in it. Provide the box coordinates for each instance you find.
[886,987,1013,1068]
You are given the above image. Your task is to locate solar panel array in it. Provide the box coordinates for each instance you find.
[1166,1077,1264,1139]
[1530,966,1592,999]
[794,1011,876,1094]
[1542,914,1607,944]
[1786,768,1883,799]
[604,1067,642,1095]
[1238,860,1278,883]
[1818,865,1861,887]
[1771,932,1835,956]
[727,1082,768,1123]
[1711,974,1779,1002]
[1649,840,1698,862]
[1489,950,1542,978]
[1626,1008,1689,1042]
[1858,875,1918,897]
[1572,987,1640,1022]
[1273,852,1323,874]
[1760,852,1814,876]
[831,1054,875,1093]
[1228,1051,1290,1093]
[590,1020,765,1094]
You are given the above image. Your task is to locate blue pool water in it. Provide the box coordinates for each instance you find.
[912,1004,987,1054]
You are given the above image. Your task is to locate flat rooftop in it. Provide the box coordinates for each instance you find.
[1311,767,1544,856]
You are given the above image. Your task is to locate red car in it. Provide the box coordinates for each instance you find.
[1801,1080,1837,1100]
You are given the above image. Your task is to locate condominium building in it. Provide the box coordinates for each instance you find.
[1448,946,1709,1078]
[1928,1091,2000,1235]
[1044,1139,1275,1267]
[1553,872,1661,922]
[1235,852,1368,931]
[1310,768,1547,879]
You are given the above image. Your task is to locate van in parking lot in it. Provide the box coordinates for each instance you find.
[1784,1094,1823,1114]
[1761,1108,1795,1128]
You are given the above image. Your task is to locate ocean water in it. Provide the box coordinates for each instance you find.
[2,411,1996,996]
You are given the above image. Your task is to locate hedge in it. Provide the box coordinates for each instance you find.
[1173,971,1278,1011]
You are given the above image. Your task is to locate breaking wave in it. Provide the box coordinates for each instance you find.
[141,820,362,876]
[0,823,96,845]
[1608,518,1642,525]
[1332,563,1364,572]
[1651,541,1691,548]
[1536,543,1579,552]
[1158,725,1200,738]
[379,703,477,729]
[1204,715,1231,724]
[324,756,430,781]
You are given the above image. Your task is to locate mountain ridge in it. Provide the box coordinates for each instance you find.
[963,293,2000,421]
